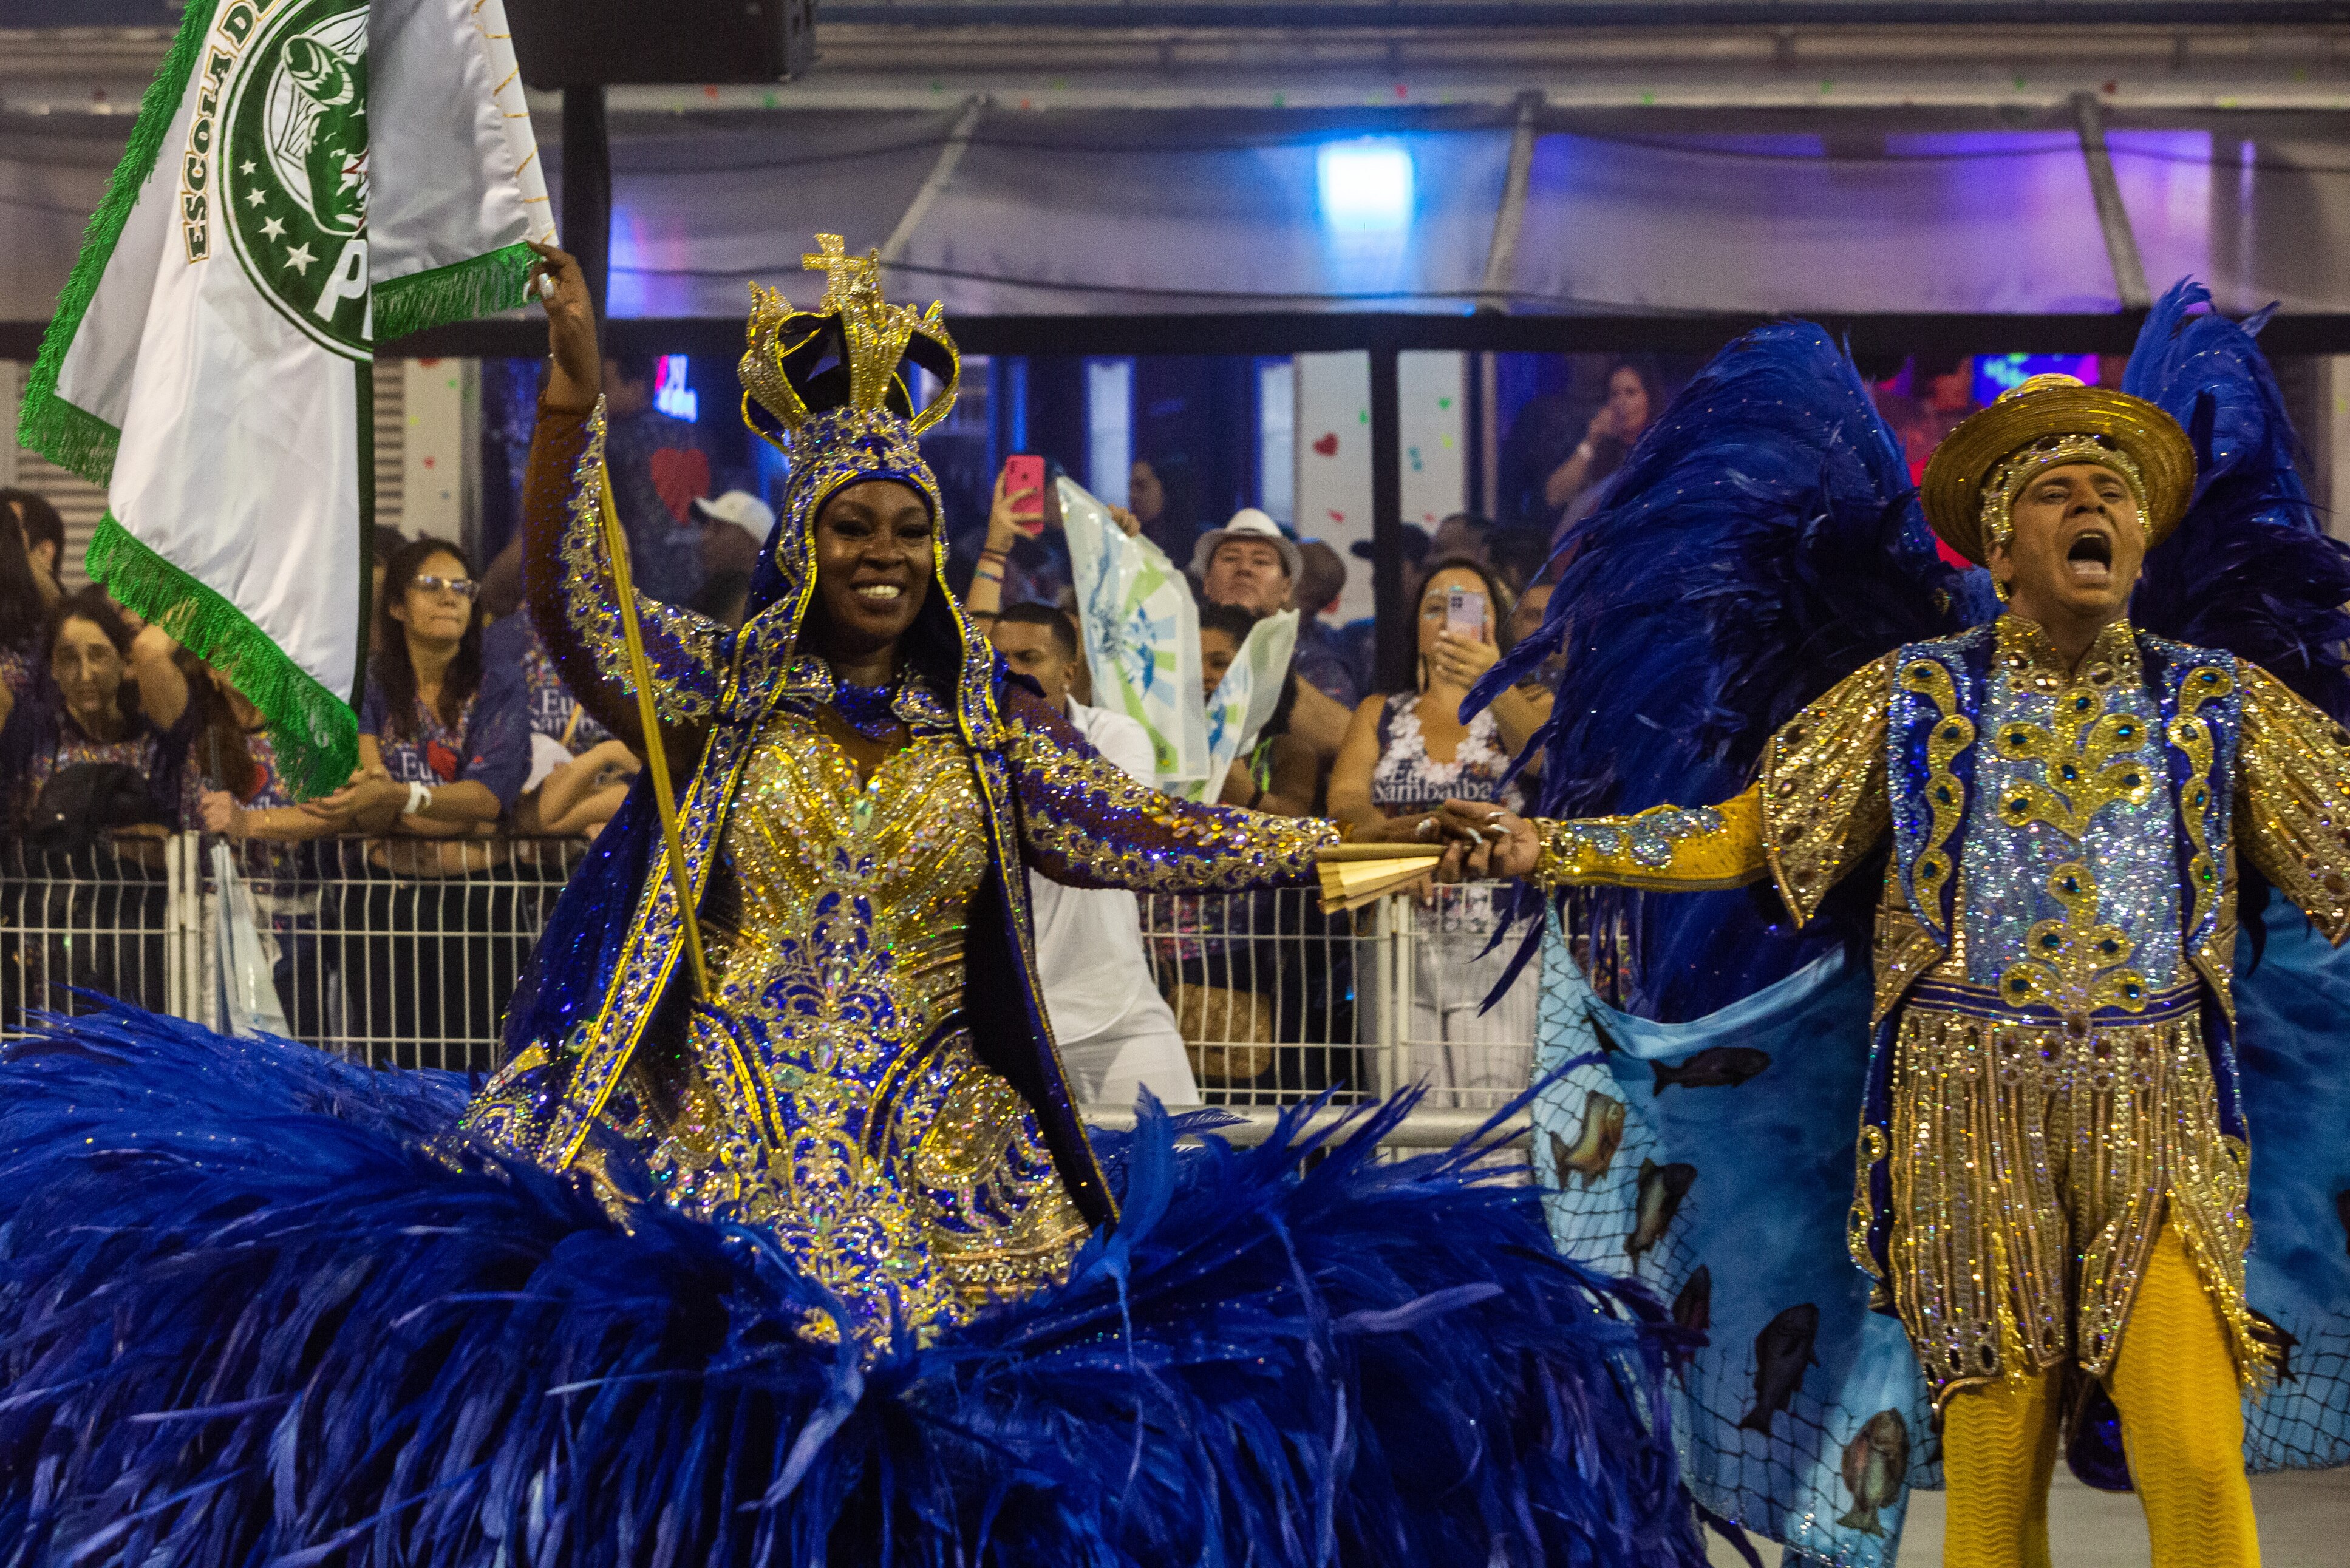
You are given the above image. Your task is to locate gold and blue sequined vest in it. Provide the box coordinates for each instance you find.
[577,684,1089,1350]
[1858,616,2258,1396]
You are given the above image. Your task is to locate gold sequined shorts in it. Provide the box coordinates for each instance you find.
[1876,989,2256,1404]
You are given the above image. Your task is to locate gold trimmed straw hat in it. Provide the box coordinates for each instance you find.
[1918,373,2196,566]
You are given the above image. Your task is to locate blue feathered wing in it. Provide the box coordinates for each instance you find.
[1471,321,1977,1022]
[0,1005,1709,1568]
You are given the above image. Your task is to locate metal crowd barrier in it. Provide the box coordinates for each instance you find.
[2,836,1538,1151]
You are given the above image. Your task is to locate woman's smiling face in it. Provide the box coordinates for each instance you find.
[809,479,934,659]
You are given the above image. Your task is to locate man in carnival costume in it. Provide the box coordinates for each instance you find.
[0,239,1712,1568]
[1436,284,2350,1568]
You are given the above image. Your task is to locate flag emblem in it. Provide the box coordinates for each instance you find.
[223,0,372,357]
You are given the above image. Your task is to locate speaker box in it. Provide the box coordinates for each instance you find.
[507,0,816,88]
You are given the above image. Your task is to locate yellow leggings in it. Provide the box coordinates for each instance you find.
[1940,1224,2260,1568]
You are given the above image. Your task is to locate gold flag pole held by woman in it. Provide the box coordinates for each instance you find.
[594,467,714,999]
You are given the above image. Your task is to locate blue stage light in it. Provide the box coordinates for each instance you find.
[1318,140,1414,232]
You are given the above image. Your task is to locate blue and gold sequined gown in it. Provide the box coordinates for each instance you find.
[579,686,1092,1334]
[461,396,1337,1348]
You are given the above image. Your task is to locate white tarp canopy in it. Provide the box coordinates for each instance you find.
[9,104,2349,321]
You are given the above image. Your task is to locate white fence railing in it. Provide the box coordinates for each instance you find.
[2,837,1539,1149]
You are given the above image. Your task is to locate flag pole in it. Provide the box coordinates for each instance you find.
[594,467,713,1001]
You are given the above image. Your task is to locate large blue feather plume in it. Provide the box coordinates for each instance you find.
[2124,279,2350,722]
[0,1006,1708,1567]
[1470,324,1972,1019]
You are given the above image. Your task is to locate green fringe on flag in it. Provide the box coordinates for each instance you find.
[86,517,359,801]
[16,0,221,487]
[375,242,538,343]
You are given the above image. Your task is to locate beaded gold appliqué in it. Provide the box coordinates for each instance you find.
[1994,859,2151,1018]
[2235,662,2350,945]
[1899,656,1971,930]
[1762,655,1895,923]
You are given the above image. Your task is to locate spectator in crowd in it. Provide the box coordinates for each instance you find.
[0,592,197,1019]
[314,538,530,1067]
[1192,510,1352,762]
[185,659,356,1042]
[482,599,622,840]
[1198,603,1316,818]
[989,602,1200,1109]
[324,538,528,863]
[690,489,775,583]
[477,357,712,616]
[1128,451,1202,564]
[0,589,196,836]
[532,738,639,841]
[1326,557,1547,1101]
[0,512,46,701]
[1542,358,1666,544]
[1290,540,1358,709]
[1504,577,1561,734]
[962,466,1141,628]
[190,665,351,844]
[0,489,67,608]
[601,354,713,607]
[1431,511,1494,568]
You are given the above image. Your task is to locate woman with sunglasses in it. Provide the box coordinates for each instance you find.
[312,536,530,1065]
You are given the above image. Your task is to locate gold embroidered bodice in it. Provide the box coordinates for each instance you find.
[585,706,1086,1348]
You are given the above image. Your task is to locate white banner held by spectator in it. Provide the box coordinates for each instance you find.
[16,0,551,797]
[1060,475,1208,787]
[1187,608,1295,805]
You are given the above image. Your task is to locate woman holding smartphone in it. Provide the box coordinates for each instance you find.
[964,454,1145,629]
[1327,556,1546,1099]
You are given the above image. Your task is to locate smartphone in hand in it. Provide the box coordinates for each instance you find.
[1446,586,1487,640]
[1001,454,1047,537]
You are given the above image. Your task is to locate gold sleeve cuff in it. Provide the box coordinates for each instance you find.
[2235,663,2350,945]
[1533,785,1768,891]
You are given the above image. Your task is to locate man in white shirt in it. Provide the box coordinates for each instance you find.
[989,603,1202,1110]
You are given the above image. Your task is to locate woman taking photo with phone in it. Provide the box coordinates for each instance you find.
[1328,556,1547,1098]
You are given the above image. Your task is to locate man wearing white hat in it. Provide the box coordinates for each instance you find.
[1192,509,1352,759]
[1191,507,1299,616]
[692,489,777,580]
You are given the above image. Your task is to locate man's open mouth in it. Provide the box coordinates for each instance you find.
[2065,531,2113,584]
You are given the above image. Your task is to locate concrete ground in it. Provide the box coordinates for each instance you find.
[1703,1466,2349,1567]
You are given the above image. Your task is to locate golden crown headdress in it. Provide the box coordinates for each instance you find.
[1919,373,2195,566]
[738,235,960,449]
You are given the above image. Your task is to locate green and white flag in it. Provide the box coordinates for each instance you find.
[17,0,551,796]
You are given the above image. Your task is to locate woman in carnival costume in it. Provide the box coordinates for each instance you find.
[1443,283,2350,1568]
[0,240,1708,1568]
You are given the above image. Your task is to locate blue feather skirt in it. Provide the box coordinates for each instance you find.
[0,1006,1706,1568]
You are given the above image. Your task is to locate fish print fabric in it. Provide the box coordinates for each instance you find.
[1533,925,1938,1568]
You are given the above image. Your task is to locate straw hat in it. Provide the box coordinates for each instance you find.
[1918,375,2195,566]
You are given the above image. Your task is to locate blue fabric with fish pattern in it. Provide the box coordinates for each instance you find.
[1533,921,1936,1568]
